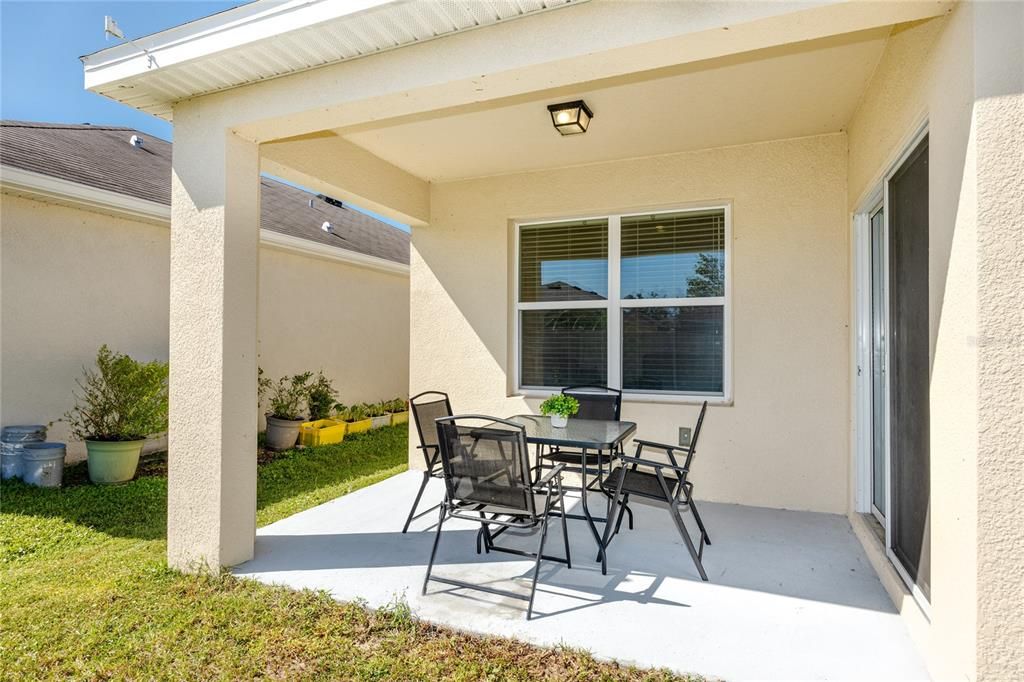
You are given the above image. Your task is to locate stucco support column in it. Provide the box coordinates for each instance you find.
[167,114,260,570]
[973,1,1024,679]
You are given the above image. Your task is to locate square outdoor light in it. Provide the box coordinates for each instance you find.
[547,100,593,135]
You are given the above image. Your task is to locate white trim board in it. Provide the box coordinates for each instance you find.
[0,164,410,277]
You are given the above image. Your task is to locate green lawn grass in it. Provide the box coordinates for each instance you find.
[0,425,688,681]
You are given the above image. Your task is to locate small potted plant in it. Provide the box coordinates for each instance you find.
[259,369,312,451]
[63,345,168,484]
[385,397,409,426]
[539,394,579,428]
[367,401,391,429]
[298,372,347,447]
[335,402,372,435]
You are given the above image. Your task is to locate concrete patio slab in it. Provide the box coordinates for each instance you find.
[235,471,928,680]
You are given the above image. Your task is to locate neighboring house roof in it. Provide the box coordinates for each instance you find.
[0,120,410,267]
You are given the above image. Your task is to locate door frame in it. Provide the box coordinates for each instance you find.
[853,121,931,613]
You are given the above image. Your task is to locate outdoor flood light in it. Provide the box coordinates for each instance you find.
[547,100,593,135]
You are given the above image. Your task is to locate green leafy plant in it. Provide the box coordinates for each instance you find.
[365,401,389,418]
[382,397,407,414]
[259,370,312,421]
[539,394,580,418]
[306,371,338,421]
[63,345,169,442]
[334,403,368,423]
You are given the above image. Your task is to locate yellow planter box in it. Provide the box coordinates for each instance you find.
[345,418,373,435]
[390,411,409,426]
[298,419,347,447]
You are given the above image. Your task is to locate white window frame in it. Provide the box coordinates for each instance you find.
[513,203,732,404]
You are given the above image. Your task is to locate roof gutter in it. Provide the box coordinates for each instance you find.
[0,164,410,276]
[0,164,170,223]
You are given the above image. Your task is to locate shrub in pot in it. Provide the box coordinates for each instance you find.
[306,371,337,421]
[540,394,580,428]
[63,345,169,484]
[259,369,312,451]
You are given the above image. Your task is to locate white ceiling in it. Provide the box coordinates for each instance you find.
[343,27,891,183]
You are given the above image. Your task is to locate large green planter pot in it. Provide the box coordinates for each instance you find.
[85,439,144,484]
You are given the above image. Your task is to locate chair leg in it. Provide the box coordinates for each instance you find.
[526,513,552,620]
[422,504,447,594]
[478,511,493,554]
[402,471,433,533]
[614,494,634,533]
[557,491,571,570]
[668,504,708,581]
[688,496,711,546]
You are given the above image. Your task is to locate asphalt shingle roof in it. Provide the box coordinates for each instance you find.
[0,120,410,265]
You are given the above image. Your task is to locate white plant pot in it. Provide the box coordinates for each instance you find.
[550,414,569,428]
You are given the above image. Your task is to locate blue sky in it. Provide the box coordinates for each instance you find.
[0,0,410,231]
[1,1,239,139]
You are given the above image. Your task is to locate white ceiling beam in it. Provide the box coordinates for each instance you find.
[260,134,430,227]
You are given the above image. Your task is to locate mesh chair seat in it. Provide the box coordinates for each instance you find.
[604,465,680,501]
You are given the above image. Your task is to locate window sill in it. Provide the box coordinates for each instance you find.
[514,389,733,407]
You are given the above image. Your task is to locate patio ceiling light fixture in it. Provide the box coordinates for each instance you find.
[547,100,593,136]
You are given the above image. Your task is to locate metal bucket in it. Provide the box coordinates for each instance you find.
[21,443,66,488]
[1,425,47,480]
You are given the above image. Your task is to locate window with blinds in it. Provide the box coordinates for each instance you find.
[621,210,725,300]
[516,206,728,398]
[519,219,608,302]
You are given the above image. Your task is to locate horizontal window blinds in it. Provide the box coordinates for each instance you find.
[621,209,725,299]
[622,306,724,394]
[519,219,608,302]
[520,309,607,388]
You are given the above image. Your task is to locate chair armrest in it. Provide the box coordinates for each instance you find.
[633,438,690,454]
[614,453,689,477]
[535,462,567,488]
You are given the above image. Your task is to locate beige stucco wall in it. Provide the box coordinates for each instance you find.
[0,192,409,461]
[846,4,1024,679]
[411,133,850,514]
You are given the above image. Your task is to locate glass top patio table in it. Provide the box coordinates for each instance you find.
[503,415,637,449]
[504,415,637,575]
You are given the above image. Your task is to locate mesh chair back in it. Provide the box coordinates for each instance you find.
[435,416,535,516]
[562,385,622,421]
[681,401,709,469]
[410,391,453,450]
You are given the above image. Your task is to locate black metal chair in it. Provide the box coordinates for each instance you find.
[402,391,454,533]
[423,415,571,619]
[600,401,711,581]
[537,385,633,528]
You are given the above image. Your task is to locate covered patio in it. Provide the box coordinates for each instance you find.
[80,1,1024,679]
[236,471,925,680]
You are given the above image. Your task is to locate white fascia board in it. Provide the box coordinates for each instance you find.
[0,165,170,223]
[258,229,409,276]
[81,0,395,90]
[1,164,409,277]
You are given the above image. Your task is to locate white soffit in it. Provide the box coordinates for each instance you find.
[81,0,588,120]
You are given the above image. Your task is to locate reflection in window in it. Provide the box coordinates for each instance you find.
[520,309,607,388]
[622,306,724,394]
[519,219,608,302]
[621,210,725,300]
